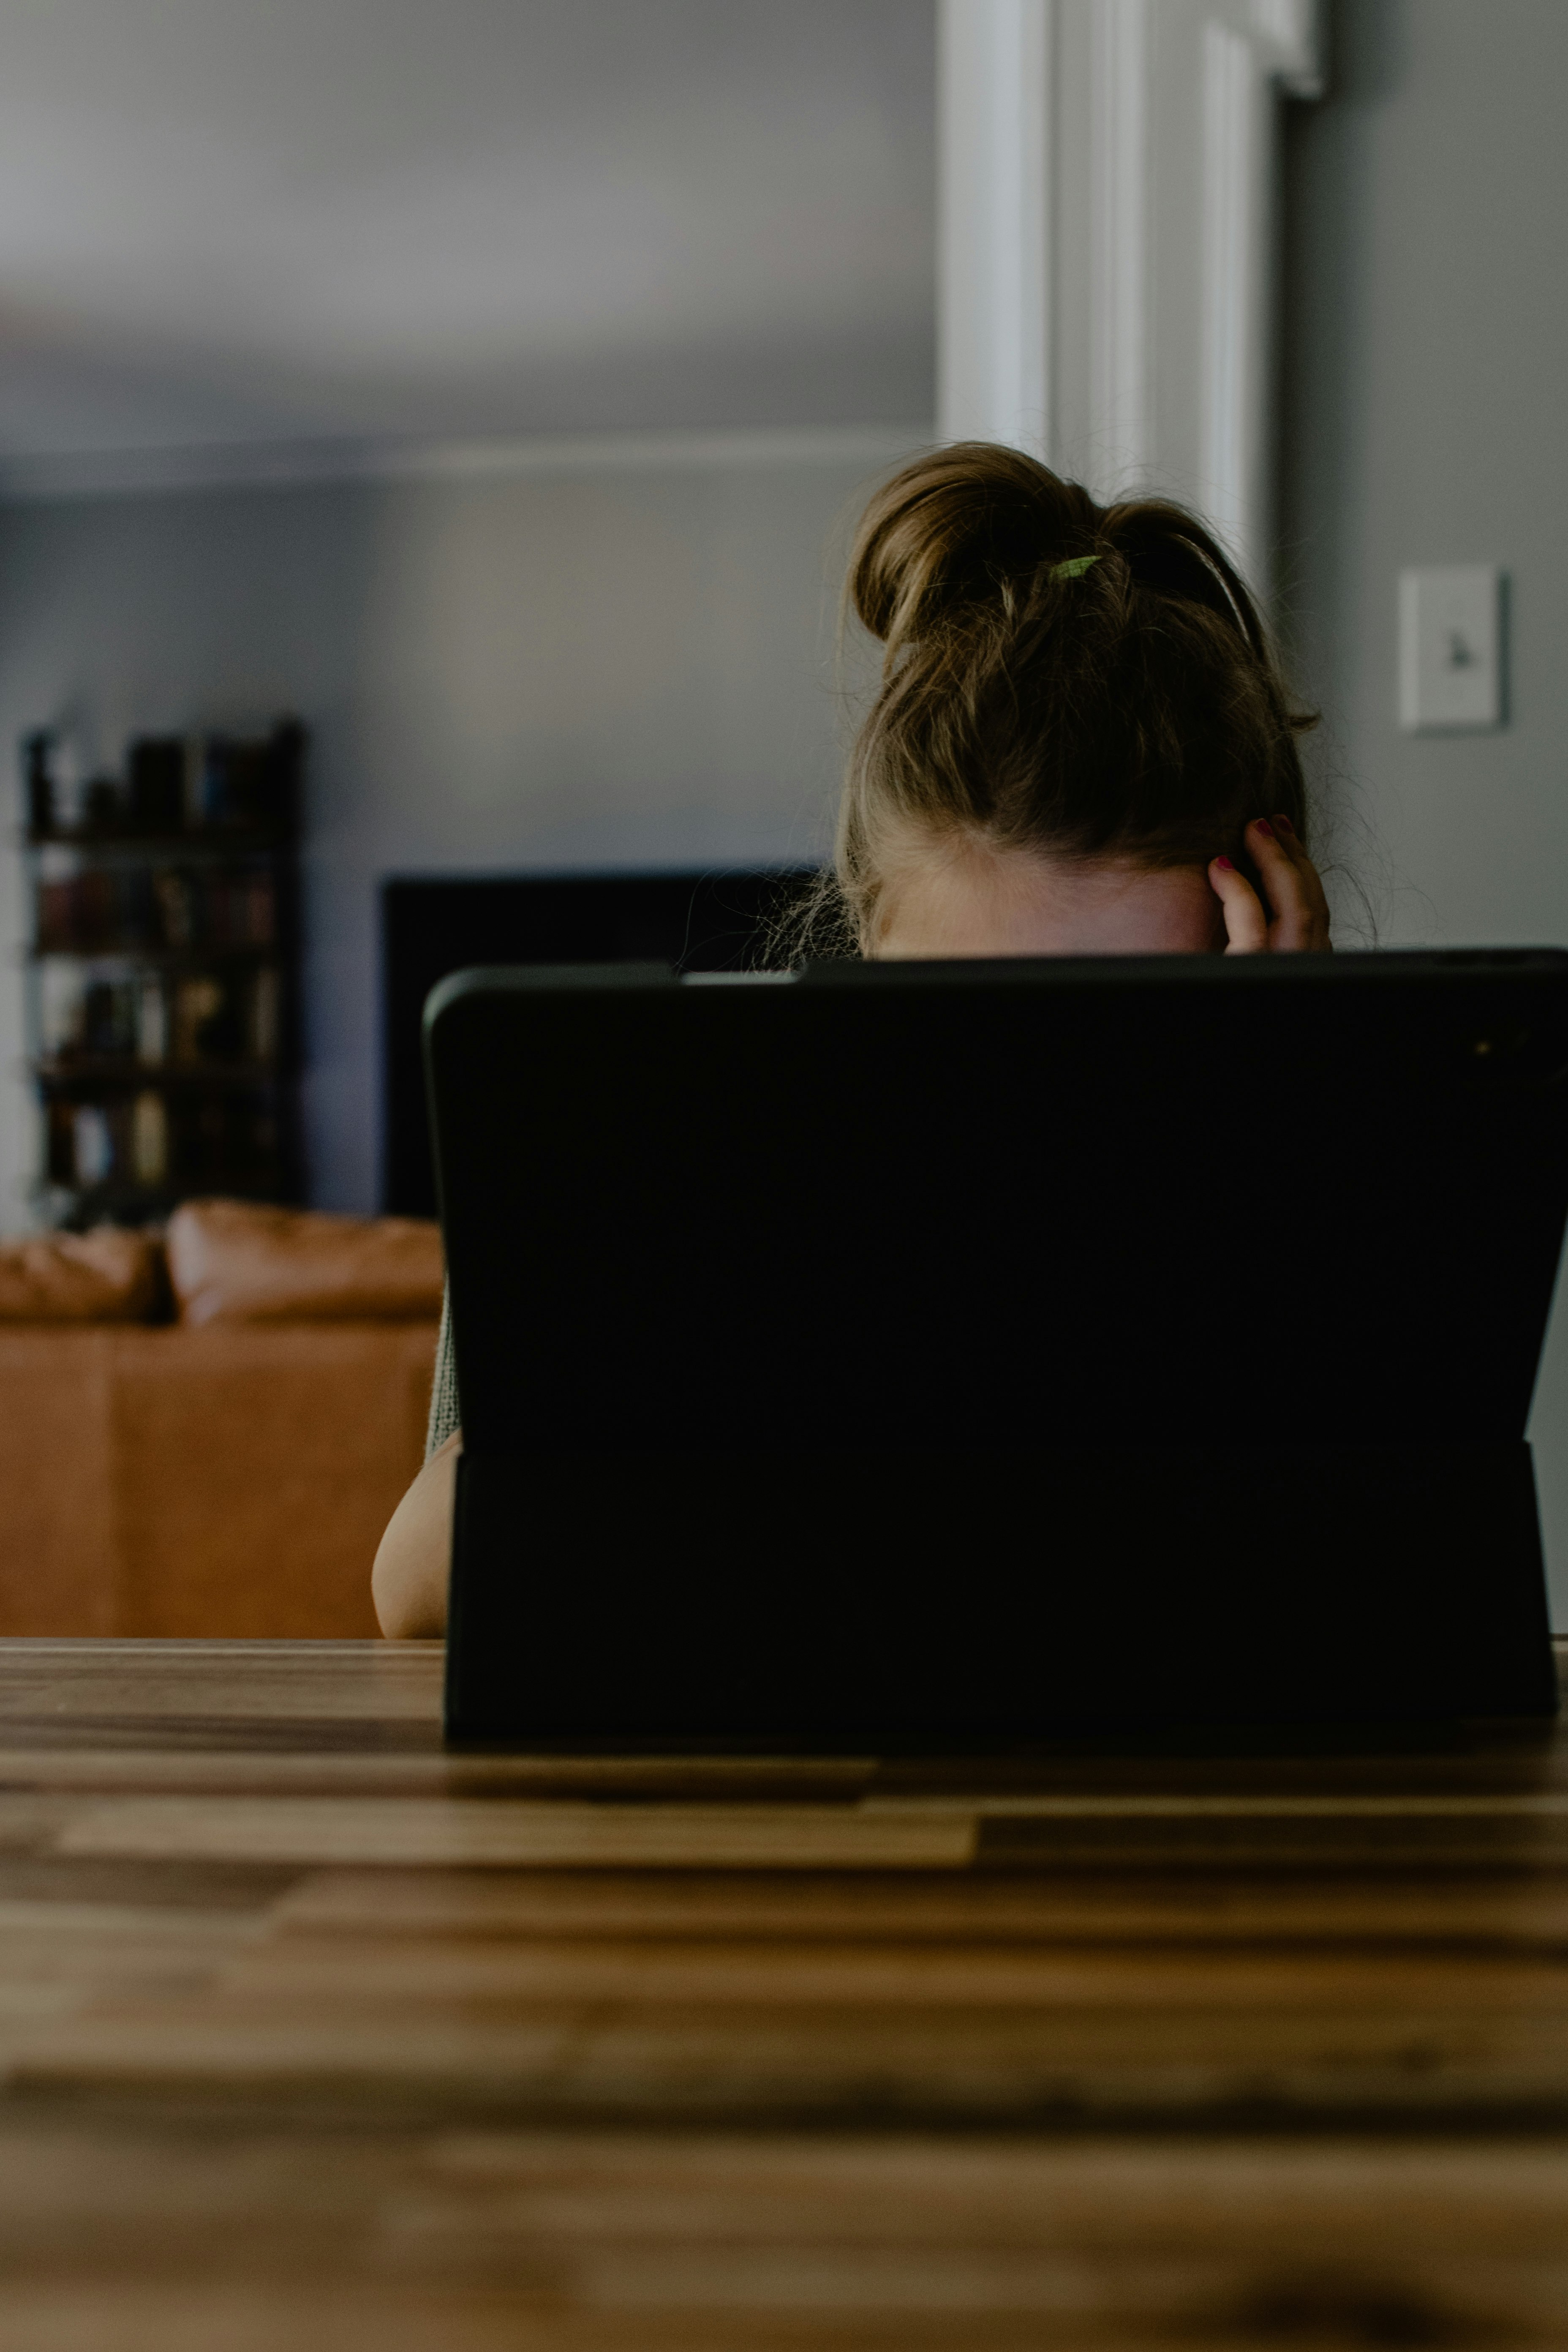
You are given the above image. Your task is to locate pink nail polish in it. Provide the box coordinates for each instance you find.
[1215,855,1235,871]
[1254,819,1274,839]
[1275,813,1294,835]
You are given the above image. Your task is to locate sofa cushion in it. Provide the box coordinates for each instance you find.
[166,1198,444,1326]
[108,1322,436,1634]
[0,1320,436,1636]
[0,1228,160,1322]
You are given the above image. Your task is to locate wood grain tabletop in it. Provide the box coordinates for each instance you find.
[2,1634,1568,2348]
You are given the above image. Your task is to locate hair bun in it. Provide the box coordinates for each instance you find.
[832,440,1313,952]
[1106,504,1261,653]
[849,444,1100,650]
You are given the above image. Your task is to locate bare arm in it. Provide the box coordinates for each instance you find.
[372,1429,460,1637]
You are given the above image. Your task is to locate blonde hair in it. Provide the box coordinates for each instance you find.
[826,442,1314,951]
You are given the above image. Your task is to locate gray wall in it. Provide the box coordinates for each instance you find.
[0,446,902,1222]
[1282,0,1568,1621]
[1283,0,1568,941]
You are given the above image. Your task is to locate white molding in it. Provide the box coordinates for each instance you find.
[1087,0,1150,497]
[1196,0,1326,588]
[938,0,1325,599]
[1248,0,1328,98]
[937,0,1055,453]
[0,422,931,505]
[1200,16,1272,584]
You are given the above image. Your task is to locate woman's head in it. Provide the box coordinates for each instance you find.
[835,443,1315,957]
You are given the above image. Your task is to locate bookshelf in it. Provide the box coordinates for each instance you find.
[20,720,304,1228]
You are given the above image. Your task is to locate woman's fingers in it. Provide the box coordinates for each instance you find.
[1247,819,1314,947]
[1247,817,1332,951]
[1209,821,1333,953]
[1269,814,1333,946]
[1208,855,1269,953]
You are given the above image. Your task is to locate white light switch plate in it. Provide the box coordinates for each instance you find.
[1398,565,1503,731]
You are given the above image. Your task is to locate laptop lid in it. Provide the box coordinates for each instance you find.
[427,950,1568,1741]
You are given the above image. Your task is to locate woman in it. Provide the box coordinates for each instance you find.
[373,441,1331,1638]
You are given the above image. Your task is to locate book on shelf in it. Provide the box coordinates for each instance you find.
[24,719,302,841]
[37,963,283,1073]
[47,1087,281,1200]
[35,858,279,954]
[21,717,303,1222]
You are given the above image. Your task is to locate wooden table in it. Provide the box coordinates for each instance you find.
[2,1639,1568,2347]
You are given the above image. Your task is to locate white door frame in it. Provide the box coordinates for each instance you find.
[939,0,1326,594]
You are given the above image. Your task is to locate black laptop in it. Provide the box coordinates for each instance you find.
[425,950,1568,1747]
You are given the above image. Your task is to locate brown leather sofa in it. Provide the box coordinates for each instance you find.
[0,1205,441,1637]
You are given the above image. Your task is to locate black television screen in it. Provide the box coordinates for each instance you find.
[381,868,814,1216]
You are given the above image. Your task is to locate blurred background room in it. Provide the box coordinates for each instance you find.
[4,0,1568,1628]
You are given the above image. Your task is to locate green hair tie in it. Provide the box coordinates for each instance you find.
[1052,554,1100,580]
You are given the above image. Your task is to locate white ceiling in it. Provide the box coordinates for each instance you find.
[0,0,935,461]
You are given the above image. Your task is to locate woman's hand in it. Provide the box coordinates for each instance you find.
[1207,816,1331,953]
